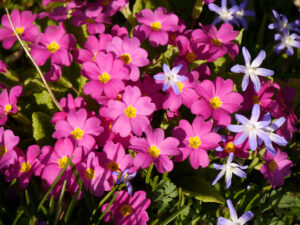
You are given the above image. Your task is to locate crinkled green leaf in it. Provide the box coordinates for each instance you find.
[32,112,54,146]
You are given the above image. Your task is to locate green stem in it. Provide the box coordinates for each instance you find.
[159,201,193,225]
[146,163,154,184]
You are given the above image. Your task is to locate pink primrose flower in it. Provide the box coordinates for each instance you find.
[172,116,221,169]
[102,0,129,16]
[0,85,22,125]
[106,36,149,81]
[130,126,180,173]
[102,190,151,225]
[191,23,239,62]
[30,23,76,66]
[72,4,110,34]
[111,24,129,38]
[100,85,155,137]
[0,10,39,49]
[81,51,128,99]
[40,138,86,189]
[52,108,103,150]
[0,127,19,169]
[78,151,111,196]
[134,7,180,46]
[75,34,112,64]
[260,149,293,188]
[191,77,243,126]
[0,60,7,73]
[176,35,201,64]
[44,64,62,82]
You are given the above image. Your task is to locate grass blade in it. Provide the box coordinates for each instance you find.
[64,187,80,224]
[53,180,67,225]
[96,190,119,225]
[159,201,193,225]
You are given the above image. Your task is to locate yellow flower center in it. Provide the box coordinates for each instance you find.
[121,53,132,64]
[15,26,24,36]
[85,18,95,24]
[177,82,184,93]
[20,162,31,173]
[252,95,260,105]
[185,51,197,63]
[58,156,68,168]
[85,168,95,180]
[72,128,84,140]
[4,104,12,114]
[92,52,98,61]
[148,145,160,157]
[102,0,110,6]
[224,142,235,153]
[211,38,222,46]
[124,105,137,118]
[120,204,132,217]
[210,96,222,109]
[189,136,201,149]
[98,72,111,83]
[268,160,277,172]
[107,161,120,172]
[151,21,162,31]
[47,41,60,53]
[0,145,7,157]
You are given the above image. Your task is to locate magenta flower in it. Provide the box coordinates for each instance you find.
[0,60,7,73]
[134,7,180,46]
[111,24,129,38]
[172,117,221,169]
[81,51,128,99]
[191,77,243,126]
[72,4,110,34]
[260,149,293,188]
[176,35,201,64]
[0,85,22,125]
[40,138,85,188]
[30,23,76,66]
[100,85,155,137]
[0,10,39,49]
[130,126,180,173]
[78,151,111,196]
[191,23,239,62]
[106,36,149,81]
[5,145,42,188]
[75,34,112,64]
[0,127,19,169]
[52,108,103,150]
[102,190,151,225]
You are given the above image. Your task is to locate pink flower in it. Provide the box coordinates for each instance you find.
[44,64,62,82]
[78,151,111,196]
[106,36,149,81]
[100,85,155,137]
[40,138,86,189]
[5,145,42,188]
[81,52,128,99]
[0,10,39,49]
[191,77,243,126]
[102,190,151,225]
[134,7,180,46]
[172,117,221,169]
[74,34,112,64]
[72,4,110,34]
[191,23,239,62]
[176,35,201,64]
[102,0,129,16]
[0,127,19,169]
[242,80,274,112]
[52,108,103,150]
[30,23,76,66]
[0,60,7,73]
[0,85,22,125]
[111,25,129,38]
[130,126,180,173]
[260,149,293,188]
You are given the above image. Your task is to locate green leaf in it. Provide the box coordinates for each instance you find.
[64,188,80,224]
[32,112,54,146]
[133,0,170,15]
[176,176,224,203]
[255,14,267,51]
[234,28,244,45]
[54,180,67,225]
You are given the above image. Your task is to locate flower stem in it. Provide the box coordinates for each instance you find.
[5,8,63,112]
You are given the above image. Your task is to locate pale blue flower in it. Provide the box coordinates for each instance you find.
[112,169,136,195]
[231,47,274,93]
[154,64,186,95]
[274,30,300,56]
[208,0,240,25]
[212,153,248,189]
[227,104,272,151]
[217,199,254,225]
[229,0,255,30]
[268,10,300,33]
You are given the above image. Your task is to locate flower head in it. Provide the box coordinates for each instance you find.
[231,47,274,93]
[229,0,255,29]
[154,64,186,95]
[268,10,300,33]
[212,153,248,189]
[274,31,300,56]
[208,0,240,25]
